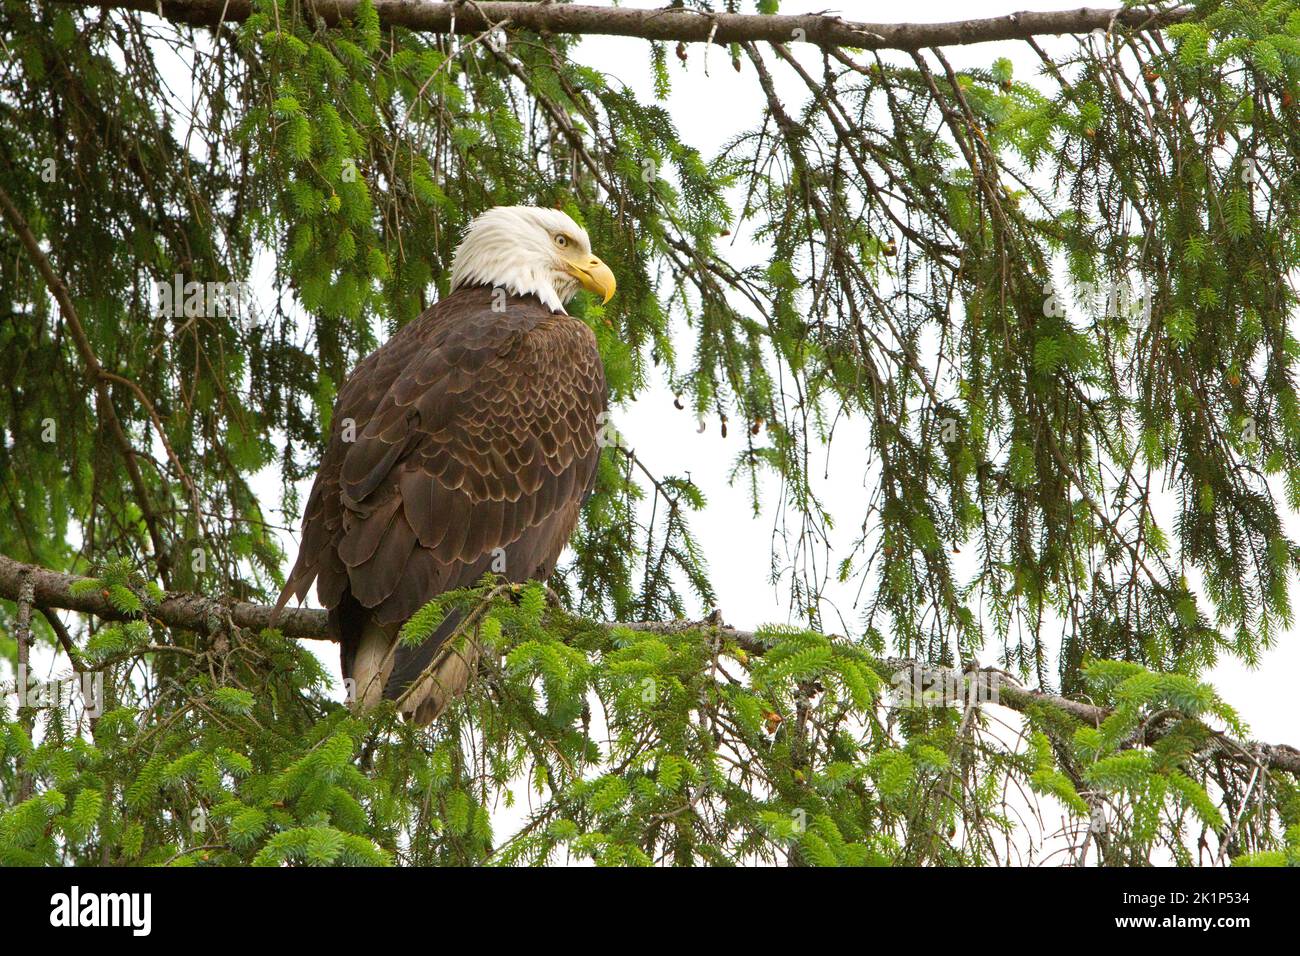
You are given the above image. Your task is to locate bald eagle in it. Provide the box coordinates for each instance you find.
[277,206,615,724]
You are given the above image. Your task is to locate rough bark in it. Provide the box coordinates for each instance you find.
[58,1,1195,50]
[0,553,327,640]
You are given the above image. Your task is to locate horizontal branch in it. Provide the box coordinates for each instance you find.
[3,552,1297,776]
[0,554,327,641]
[61,0,1195,50]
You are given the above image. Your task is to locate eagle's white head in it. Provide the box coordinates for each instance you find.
[449,205,617,313]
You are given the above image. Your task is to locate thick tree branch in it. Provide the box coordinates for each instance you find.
[3,552,1298,777]
[0,553,325,640]
[60,1,1195,50]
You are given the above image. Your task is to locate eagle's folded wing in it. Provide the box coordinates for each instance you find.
[277,289,607,688]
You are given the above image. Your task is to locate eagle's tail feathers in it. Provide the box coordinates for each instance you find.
[348,619,478,726]
[350,620,396,712]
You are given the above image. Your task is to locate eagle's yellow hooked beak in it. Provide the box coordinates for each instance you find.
[565,254,617,304]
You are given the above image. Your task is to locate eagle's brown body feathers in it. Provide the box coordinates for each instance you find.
[277,284,607,723]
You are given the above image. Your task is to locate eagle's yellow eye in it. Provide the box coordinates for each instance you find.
[555,234,569,247]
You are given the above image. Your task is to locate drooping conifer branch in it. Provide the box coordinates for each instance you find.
[59,0,1195,49]
[3,552,1298,777]
[0,184,177,586]
[9,0,1300,868]
[13,570,35,802]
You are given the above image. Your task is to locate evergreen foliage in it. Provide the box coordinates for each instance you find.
[1,0,1299,864]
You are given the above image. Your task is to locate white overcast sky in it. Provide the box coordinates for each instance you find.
[567,1,1298,745]
[3,0,1257,760]
[252,1,1300,747]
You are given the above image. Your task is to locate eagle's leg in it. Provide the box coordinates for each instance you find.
[403,637,481,726]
